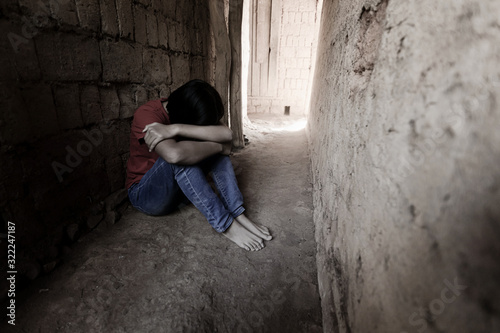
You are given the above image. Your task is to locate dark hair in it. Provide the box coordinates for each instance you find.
[166,79,224,125]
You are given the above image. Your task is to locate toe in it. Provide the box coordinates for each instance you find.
[259,225,270,233]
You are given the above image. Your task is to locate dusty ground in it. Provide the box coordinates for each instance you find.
[2,113,322,333]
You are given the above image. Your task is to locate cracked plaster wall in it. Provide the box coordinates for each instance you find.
[308,0,500,332]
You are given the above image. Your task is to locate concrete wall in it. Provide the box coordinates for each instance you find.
[308,0,500,332]
[0,0,213,297]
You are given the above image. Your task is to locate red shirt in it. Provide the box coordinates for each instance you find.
[126,98,170,189]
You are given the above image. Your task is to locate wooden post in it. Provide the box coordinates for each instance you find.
[229,0,245,148]
[208,0,231,126]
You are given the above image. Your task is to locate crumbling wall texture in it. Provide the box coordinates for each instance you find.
[0,0,212,296]
[308,0,500,332]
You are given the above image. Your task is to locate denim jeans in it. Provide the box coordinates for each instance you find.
[128,155,245,233]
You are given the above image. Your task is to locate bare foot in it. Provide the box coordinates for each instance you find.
[236,214,273,241]
[223,220,265,251]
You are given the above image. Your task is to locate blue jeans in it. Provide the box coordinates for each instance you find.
[128,155,245,233]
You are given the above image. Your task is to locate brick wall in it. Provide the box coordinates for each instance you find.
[247,0,320,115]
[278,4,317,113]
[0,0,212,296]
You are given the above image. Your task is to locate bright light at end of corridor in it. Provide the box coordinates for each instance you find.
[269,118,308,132]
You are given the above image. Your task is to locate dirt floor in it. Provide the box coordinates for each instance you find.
[2,113,322,333]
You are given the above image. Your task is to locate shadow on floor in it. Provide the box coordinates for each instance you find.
[2,113,322,333]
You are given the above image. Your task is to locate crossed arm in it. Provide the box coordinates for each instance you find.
[142,122,233,165]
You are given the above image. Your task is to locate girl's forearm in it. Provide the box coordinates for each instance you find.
[155,139,223,165]
[175,141,223,164]
[175,124,232,143]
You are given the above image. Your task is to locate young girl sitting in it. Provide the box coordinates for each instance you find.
[126,79,272,251]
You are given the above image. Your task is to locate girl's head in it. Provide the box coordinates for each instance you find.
[166,79,224,125]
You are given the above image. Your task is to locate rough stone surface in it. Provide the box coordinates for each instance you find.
[133,5,148,45]
[80,85,103,126]
[0,83,31,145]
[12,38,41,81]
[75,0,101,31]
[117,84,149,119]
[308,0,500,332]
[51,0,79,26]
[100,39,143,83]
[21,83,60,139]
[146,12,159,47]
[158,19,169,48]
[99,0,119,36]
[142,48,171,85]
[0,0,215,302]
[0,115,322,333]
[54,84,83,130]
[36,33,101,81]
[99,86,120,121]
[170,53,191,88]
[115,0,134,39]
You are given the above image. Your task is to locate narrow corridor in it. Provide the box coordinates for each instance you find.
[2,114,322,333]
